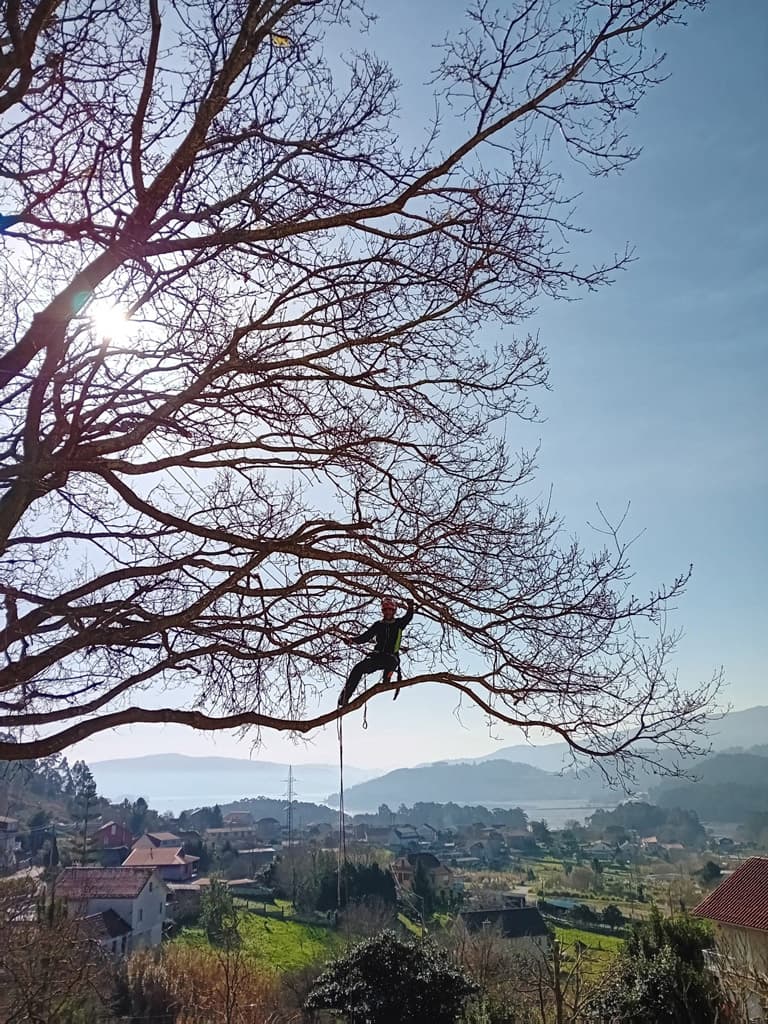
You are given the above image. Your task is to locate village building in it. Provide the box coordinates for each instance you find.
[460,906,551,956]
[239,847,278,871]
[358,825,392,846]
[503,828,537,853]
[54,866,167,952]
[255,817,282,843]
[223,811,254,828]
[100,845,131,868]
[391,852,458,901]
[305,821,333,841]
[586,841,615,863]
[388,825,421,853]
[79,908,134,955]
[92,821,133,850]
[640,835,661,852]
[694,856,768,1022]
[204,825,260,852]
[122,844,199,883]
[0,815,20,871]
[132,831,183,850]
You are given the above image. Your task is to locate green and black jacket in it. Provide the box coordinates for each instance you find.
[350,606,414,656]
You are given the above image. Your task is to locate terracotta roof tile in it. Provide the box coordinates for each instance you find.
[57,867,154,899]
[693,857,768,931]
[123,846,198,867]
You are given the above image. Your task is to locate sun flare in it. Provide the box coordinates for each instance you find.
[90,304,131,340]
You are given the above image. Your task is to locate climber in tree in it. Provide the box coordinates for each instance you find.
[338,596,415,706]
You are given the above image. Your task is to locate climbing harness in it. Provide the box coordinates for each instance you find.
[388,650,405,700]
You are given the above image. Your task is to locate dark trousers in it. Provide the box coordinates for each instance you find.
[339,653,400,705]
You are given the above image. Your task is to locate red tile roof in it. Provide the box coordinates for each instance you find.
[56,867,154,899]
[693,857,768,932]
[123,846,198,868]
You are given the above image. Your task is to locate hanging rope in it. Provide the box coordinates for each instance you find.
[336,711,347,910]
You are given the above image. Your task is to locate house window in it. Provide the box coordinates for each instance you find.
[111,824,116,835]
[139,908,143,922]
[149,882,153,892]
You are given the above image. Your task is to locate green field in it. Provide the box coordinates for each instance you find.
[176,912,345,972]
[554,926,623,958]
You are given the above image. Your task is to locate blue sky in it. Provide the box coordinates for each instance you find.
[74,0,767,772]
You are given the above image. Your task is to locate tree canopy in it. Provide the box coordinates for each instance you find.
[305,930,477,1024]
[0,0,718,766]
[587,908,723,1024]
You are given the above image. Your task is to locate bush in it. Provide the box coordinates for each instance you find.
[305,930,477,1024]
[585,908,724,1024]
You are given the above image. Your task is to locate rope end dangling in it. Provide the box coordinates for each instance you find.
[362,703,368,730]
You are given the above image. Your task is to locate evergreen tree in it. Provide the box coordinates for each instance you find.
[586,908,723,1024]
[130,797,149,836]
[413,858,436,918]
[200,877,240,950]
[306,931,477,1024]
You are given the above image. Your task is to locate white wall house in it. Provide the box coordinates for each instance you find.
[0,815,20,871]
[55,866,167,951]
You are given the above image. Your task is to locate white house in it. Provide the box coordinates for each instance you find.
[0,815,20,871]
[54,866,167,951]
[694,857,768,1022]
[79,908,134,956]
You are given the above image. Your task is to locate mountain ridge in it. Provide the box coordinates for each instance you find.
[424,706,768,772]
[328,758,597,812]
[88,705,768,815]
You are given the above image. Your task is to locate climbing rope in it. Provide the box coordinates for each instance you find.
[336,711,347,909]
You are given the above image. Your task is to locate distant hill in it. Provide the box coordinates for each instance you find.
[701,706,768,752]
[462,706,768,772]
[426,743,573,773]
[329,759,596,812]
[221,795,339,826]
[652,750,768,823]
[88,707,768,817]
[90,753,375,813]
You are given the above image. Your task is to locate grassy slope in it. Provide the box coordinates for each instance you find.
[554,926,623,958]
[176,913,344,973]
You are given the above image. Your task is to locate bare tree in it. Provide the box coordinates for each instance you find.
[450,923,594,1024]
[0,877,111,1023]
[700,925,768,1024]
[0,0,719,766]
